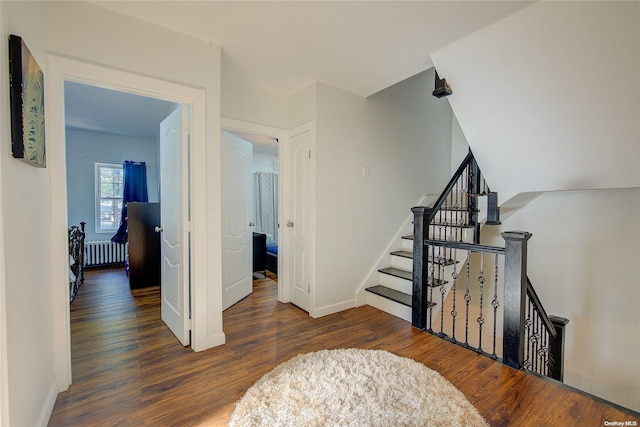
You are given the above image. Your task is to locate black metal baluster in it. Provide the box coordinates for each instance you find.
[524,300,532,370]
[541,328,549,376]
[532,310,539,372]
[427,245,435,332]
[464,252,471,348]
[477,253,485,353]
[491,253,500,359]
[450,248,458,343]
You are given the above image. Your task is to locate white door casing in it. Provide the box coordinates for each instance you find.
[221,131,253,311]
[219,117,289,303]
[289,124,314,313]
[160,106,191,346]
[50,56,221,392]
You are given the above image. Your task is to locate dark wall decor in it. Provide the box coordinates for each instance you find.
[8,34,46,168]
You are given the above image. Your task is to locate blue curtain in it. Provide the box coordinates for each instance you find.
[111,161,148,244]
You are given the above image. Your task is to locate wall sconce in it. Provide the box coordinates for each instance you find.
[432,71,453,98]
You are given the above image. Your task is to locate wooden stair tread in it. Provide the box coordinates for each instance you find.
[390,250,413,259]
[378,267,448,287]
[365,285,436,309]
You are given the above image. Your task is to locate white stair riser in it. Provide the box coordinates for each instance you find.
[390,254,413,270]
[378,273,412,294]
[401,238,413,251]
[366,292,411,322]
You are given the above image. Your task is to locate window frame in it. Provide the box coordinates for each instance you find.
[94,162,124,234]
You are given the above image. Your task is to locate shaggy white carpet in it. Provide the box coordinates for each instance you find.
[229,348,489,427]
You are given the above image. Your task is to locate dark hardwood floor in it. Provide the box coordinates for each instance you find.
[49,268,638,426]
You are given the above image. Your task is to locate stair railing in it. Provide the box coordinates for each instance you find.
[412,153,568,381]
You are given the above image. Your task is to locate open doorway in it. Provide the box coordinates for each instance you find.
[64,80,194,343]
[50,56,215,390]
[220,130,279,312]
[64,81,176,282]
[219,129,278,309]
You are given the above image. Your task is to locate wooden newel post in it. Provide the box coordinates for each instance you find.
[501,230,532,370]
[411,206,432,330]
[548,315,569,381]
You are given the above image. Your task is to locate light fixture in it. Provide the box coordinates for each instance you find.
[432,71,452,98]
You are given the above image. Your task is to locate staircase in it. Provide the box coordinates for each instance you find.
[365,227,471,323]
[365,151,483,324]
[364,151,569,382]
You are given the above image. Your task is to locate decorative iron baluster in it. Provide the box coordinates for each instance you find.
[427,244,435,333]
[524,300,532,370]
[450,248,458,343]
[539,326,549,376]
[491,253,500,359]
[532,311,539,373]
[477,253,485,353]
[464,252,471,348]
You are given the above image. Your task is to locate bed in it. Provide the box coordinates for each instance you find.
[266,241,278,274]
[253,232,278,276]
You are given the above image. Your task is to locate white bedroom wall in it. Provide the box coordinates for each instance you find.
[252,152,278,174]
[313,69,453,315]
[65,128,159,243]
[482,188,640,412]
[432,1,640,192]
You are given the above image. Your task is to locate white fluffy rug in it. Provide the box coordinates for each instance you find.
[229,348,488,427]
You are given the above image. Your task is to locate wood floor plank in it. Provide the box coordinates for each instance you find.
[49,267,638,426]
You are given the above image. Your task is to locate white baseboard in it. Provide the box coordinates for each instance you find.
[311,300,355,318]
[192,332,226,352]
[36,382,58,427]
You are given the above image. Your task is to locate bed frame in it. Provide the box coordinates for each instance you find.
[69,222,86,301]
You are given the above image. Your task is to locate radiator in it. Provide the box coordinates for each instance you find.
[84,240,128,267]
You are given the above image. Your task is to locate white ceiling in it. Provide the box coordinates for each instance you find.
[66,1,533,140]
[65,81,279,153]
[65,81,177,139]
[92,0,533,97]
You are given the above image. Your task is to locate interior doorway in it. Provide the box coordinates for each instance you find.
[220,129,279,312]
[219,118,288,321]
[49,56,212,391]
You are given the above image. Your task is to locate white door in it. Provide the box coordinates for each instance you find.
[221,131,253,311]
[289,128,313,312]
[159,106,190,346]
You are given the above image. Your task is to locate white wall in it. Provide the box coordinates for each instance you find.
[221,77,287,129]
[65,128,159,242]
[288,82,317,129]
[432,1,640,192]
[1,3,55,426]
[252,152,278,174]
[482,188,640,412]
[1,1,223,425]
[432,1,640,410]
[313,69,453,315]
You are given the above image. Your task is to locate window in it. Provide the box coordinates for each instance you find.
[95,163,123,233]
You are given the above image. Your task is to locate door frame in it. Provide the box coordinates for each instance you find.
[48,56,218,391]
[220,117,290,303]
[288,121,316,315]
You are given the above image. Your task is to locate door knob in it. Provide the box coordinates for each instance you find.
[154,226,163,233]
[249,222,256,227]
[287,221,294,228]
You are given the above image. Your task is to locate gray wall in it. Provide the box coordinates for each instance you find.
[65,128,159,242]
